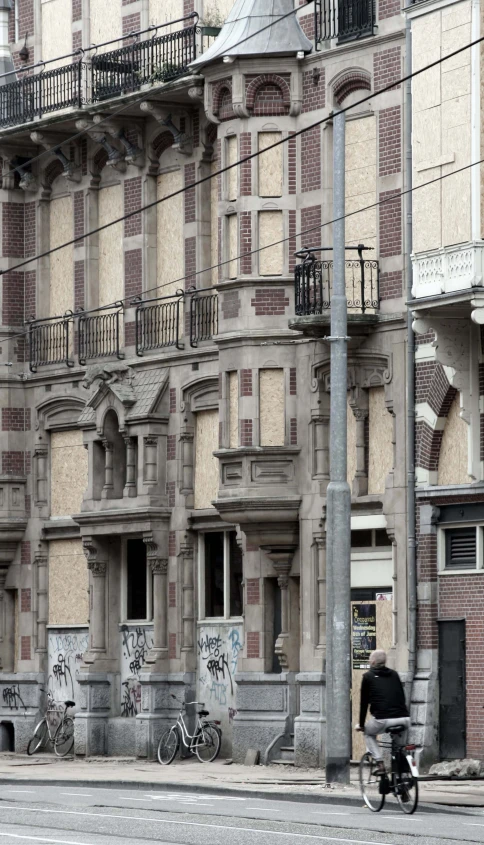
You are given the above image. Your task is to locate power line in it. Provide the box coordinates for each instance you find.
[2,152,483,347]
[2,28,483,279]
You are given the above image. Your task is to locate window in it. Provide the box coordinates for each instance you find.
[200,530,243,619]
[351,529,390,549]
[124,539,152,621]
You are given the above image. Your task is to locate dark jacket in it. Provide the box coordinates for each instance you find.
[359,666,409,726]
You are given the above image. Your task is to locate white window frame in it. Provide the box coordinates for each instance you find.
[14,1,19,44]
[437,523,484,574]
[121,538,153,624]
[198,529,243,622]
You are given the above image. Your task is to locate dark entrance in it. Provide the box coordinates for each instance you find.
[438,620,466,759]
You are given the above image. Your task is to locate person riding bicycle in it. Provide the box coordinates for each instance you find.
[355,649,410,775]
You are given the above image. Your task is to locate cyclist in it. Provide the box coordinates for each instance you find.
[355,649,410,774]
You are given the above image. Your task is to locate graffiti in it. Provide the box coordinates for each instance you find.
[197,625,243,733]
[2,684,26,711]
[120,626,154,717]
[48,628,89,706]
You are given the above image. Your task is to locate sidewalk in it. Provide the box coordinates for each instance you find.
[0,753,482,808]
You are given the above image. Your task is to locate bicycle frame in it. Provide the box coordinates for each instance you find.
[173,709,206,750]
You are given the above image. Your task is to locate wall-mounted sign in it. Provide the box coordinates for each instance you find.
[352,603,376,669]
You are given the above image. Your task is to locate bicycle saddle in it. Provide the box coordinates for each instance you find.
[64,700,75,708]
[198,709,209,717]
[388,725,405,734]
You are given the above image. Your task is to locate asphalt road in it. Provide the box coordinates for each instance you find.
[0,783,483,844]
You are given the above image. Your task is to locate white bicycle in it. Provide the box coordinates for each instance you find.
[157,696,221,764]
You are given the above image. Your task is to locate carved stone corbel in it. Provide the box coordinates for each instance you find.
[139,103,193,155]
[30,132,81,182]
[91,115,144,166]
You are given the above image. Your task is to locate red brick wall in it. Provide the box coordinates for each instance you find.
[379,0,401,20]
[290,418,298,445]
[124,248,142,299]
[2,450,26,474]
[251,289,290,316]
[289,210,297,273]
[21,635,31,660]
[169,582,176,608]
[301,205,321,242]
[3,202,24,257]
[221,290,240,320]
[378,106,401,177]
[72,0,82,22]
[379,190,402,258]
[170,388,176,413]
[253,83,288,116]
[380,269,403,300]
[440,576,484,757]
[290,368,297,395]
[184,163,196,224]
[2,408,30,431]
[13,0,34,43]
[241,419,253,446]
[21,540,30,565]
[246,579,260,605]
[124,178,142,237]
[74,261,84,310]
[240,133,251,197]
[288,134,297,195]
[374,47,402,93]
[246,631,260,658]
[184,236,196,290]
[167,435,176,461]
[169,531,176,557]
[122,12,140,36]
[240,212,252,274]
[301,127,321,193]
[25,270,36,320]
[302,68,325,113]
[25,202,35,256]
[3,271,25,326]
[299,12,314,40]
[240,369,252,397]
[21,588,31,612]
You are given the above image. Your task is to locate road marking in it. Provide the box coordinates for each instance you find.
[0,833,95,845]
[0,806,398,843]
[60,794,92,798]
[246,808,279,812]
[5,792,35,795]
[118,797,147,802]
[312,813,350,817]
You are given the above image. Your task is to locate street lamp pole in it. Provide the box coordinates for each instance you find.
[325,108,352,784]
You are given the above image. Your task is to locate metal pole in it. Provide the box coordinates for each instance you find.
[325,108,351,784]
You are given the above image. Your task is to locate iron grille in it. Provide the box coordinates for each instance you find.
[445,528,477,570]
[294,247,379,316]
[0,62,82,129]
[135,293,184,355]
[28,315,74,373]
[314,0,375,43]
[190,293,218,347]
[91,25,197,102]
[78,304,124,365]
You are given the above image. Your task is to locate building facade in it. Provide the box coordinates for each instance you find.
[407,0,484,765]
[0,0,408,765]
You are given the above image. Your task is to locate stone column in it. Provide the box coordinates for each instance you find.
[143,535,168,667]
[181,541,195,655]
[0,570,6,669]
[315,536,326,650]
[34,550,48,657]
[143,437,158,486]
[123,436,137,498]
[353,408,368,497]
[180,431,194,500]
[271,554,293,671]
[83,538,107,656]
[101,440,114,499]
[34,446,48,505]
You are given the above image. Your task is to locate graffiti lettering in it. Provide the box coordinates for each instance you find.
[52,654,73,690]
[209,681,227,706]
[120,626,154,717]
[3,684,26,711]
[121,681,138,718]
[197,633,222,660]
[228,707,238,723]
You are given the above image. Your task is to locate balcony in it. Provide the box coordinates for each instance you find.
[289,245,380,341]
[314,0,375,45]
[27,289,219,371]
[0,15,204,132]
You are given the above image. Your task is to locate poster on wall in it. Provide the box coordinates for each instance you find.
[352,603,376,669]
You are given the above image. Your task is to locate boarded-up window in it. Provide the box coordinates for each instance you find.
[260,369,284,446]
[194,409,219,509]
[226,136,238,201]
[345,115,377,255]
[42,0,72,65]
[259,211,283,276]
[437,393,471,485]
[368,387,393,494]
[258,133,283,197]
[50,430,88,517]
[227,214,238,278]
[90,0,122,47]
[149,0,184,30]
[157,170,184,297]
[48,539,89,625]
[98,185,123,307]
[229,372,239,448]
[50,196,74,316]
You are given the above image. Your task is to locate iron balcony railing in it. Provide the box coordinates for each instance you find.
[294,245,379,316]
[314,0,375,43]
[78,303,124,365]
[27,313,75,373]
[190,292,219,347]
[0,15,200,130]
[135,291,184,355]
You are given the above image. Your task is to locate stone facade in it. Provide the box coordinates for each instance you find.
[0,0,408,765]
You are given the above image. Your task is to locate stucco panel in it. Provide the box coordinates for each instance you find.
[345,117,376,250]
[90,0,122,47]
[413,180,442,254]
[442,123,471,246]
[227,136,238,202]
[437,393,471,485]
[194,409,219,510]
[228,214,238,278]
[50,429,88,517]
[42,0,72,64]
[260,369,284,447]
[258,132,283,197]
[50,196,74,316]
[229,371,239,448]
[347,399,356,486]
[442,67,471,102]
[441,23,471,72]
[259,211,283,276]
[442,0,471,30]
[98,185,123,306]
[157,170,184,297]
[368,387,393,495]
[412,14,441,112]
[149,0,184,30]
[48,538,89,626]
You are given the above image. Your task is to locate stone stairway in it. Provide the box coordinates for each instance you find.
[270,734,295,766]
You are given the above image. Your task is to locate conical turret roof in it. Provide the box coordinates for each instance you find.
[191,0,312,69]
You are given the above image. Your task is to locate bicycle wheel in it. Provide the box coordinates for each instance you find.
[359,753,385,812]
[394,758,418,814]
[27,719,48,755]
[194,724,221,763]
[54,716,74,757]
[157,727,180,765]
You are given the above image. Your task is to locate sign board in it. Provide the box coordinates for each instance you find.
[352,602,376,669]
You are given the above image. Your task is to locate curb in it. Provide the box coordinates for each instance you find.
[0,775,463,813]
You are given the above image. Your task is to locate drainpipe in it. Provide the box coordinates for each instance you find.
[405,17,417,702]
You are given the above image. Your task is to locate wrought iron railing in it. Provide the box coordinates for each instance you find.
[135,292,184,355]
[314,0,375,43]
[78,303,124,365]
[27,314,74,373]
[294,246,379,316]
[190,292,218,347]
[0,15,201,129]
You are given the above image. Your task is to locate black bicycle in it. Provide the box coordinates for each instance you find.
[359,725,419,813]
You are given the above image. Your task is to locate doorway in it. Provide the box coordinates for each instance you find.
[438,620,466,760]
